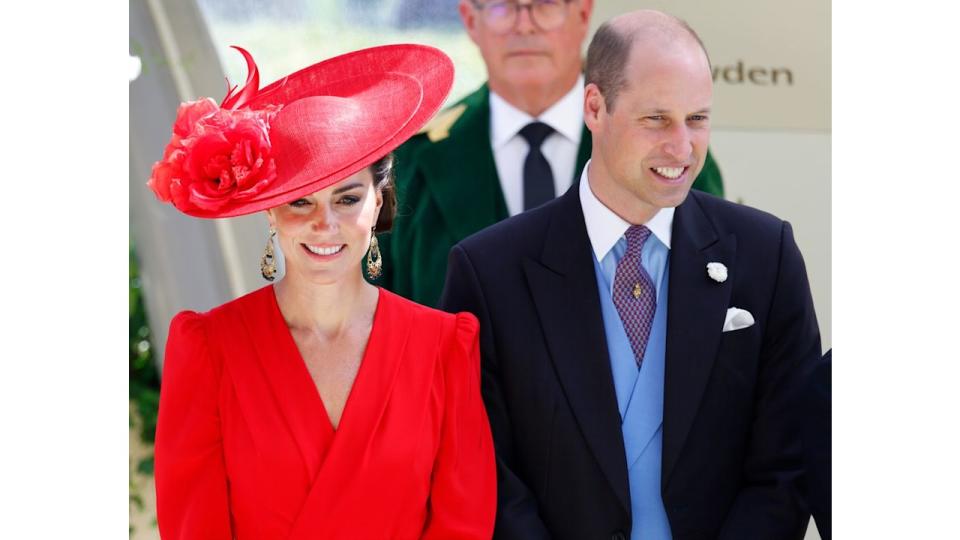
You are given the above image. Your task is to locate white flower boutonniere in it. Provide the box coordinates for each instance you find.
[707,262,728,283]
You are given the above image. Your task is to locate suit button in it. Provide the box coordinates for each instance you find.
[611,532,626,540]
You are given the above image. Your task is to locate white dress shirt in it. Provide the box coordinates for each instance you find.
[579,159,674,262]
[489,76,584,216]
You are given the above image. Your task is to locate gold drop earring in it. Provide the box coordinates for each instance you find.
[260,228,278,281]
[366,227,382,279]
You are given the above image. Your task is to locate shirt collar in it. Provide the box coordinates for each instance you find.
[579,160,674,261]
[490,75,584,149]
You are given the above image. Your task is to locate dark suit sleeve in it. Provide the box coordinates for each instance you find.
[718,221,821,539]
[441,245,553,540]
[802,350,831,540]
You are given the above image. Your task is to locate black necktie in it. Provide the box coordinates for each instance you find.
[519,121,556,211]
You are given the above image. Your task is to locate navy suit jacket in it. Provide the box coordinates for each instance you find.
[440,184,821,540]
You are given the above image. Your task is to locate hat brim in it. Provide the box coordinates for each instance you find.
[183,44,453,218]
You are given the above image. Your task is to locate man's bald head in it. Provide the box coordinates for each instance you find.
[585,10,710,112]
[582,10,713,223]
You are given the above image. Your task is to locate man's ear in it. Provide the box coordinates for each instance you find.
[459,1,480,43]
[583,83,605,133]
[577,0,595,24]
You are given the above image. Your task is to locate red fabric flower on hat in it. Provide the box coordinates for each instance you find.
[148,98,280,213]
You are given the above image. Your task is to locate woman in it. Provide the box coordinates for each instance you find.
[149,45,496,539]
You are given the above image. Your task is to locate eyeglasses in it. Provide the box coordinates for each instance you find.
[470,0,575,34]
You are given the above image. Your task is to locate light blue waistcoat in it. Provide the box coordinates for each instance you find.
[591,232,673,540]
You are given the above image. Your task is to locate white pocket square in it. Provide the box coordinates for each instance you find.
[722,307,755,332]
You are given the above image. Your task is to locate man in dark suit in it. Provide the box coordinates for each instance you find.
[441,10,821,540]
[379,0,724,307]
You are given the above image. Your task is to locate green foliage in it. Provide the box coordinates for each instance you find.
[129,478,145,512]
[130,244,160,471]
[130,243,161,536]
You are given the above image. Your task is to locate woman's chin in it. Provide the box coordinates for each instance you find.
[285,262,363,287]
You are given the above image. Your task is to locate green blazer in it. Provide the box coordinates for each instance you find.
[376,85,725,307]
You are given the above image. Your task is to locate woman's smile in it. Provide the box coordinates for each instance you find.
[302,243,346,260]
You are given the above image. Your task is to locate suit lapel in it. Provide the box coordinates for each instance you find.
[523,187,631,515]
[419,86,507,242]
[662,193,736,486]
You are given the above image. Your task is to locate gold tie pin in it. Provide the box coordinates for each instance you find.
[632,283,642,299]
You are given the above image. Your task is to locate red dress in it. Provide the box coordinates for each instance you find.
[154,286,496,539]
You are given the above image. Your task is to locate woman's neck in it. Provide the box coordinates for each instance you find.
[272,271,378,338]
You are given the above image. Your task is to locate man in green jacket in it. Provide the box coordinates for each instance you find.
[379,0,724,307]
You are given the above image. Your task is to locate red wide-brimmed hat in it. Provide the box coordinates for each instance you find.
[147,44,454,218]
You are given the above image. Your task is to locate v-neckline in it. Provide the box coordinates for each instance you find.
[269,285,385,435]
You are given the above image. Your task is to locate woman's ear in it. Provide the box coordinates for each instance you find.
[373,185,384,225]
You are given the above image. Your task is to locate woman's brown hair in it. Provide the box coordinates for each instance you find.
[371,153,396,232]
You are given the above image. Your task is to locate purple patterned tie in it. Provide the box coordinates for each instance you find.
[612,225,656,368]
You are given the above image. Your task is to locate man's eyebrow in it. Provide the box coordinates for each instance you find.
[639,108,712,115]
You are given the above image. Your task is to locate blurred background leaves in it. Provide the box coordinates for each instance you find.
[130,243,160,536]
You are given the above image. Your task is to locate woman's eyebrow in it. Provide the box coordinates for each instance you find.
[332,182,364,194]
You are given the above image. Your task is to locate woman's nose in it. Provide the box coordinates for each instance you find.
[310,205,336,232]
